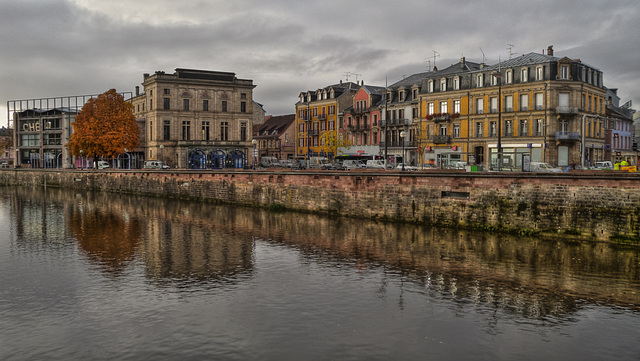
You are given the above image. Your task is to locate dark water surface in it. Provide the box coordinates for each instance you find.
[0,187,639,360]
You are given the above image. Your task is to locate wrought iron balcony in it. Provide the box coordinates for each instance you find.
[556,106,579,114]
[432,135,450,144]
[554,132,579,140]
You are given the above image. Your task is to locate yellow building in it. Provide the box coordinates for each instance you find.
[295,81,359,159]
[414,46,606,169]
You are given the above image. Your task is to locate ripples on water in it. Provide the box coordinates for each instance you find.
[0,187,639,360]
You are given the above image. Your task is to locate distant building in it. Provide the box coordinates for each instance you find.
[131,68,256,169]
[253,114,296,161]
[605,88,636,164]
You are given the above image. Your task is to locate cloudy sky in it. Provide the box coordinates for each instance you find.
[2,0,639,126]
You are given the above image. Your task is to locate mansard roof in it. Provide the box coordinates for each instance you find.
[477,52,559,72]
[255,114,296,138]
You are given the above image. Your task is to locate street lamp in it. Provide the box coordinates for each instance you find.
[159,144,164,165]
[400,130,407,171]
[80,150,83,170]
[251,139,257,169]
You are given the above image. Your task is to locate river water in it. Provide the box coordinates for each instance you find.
[0,186,639,360]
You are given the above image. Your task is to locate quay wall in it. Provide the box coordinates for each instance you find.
[1,169,640,242]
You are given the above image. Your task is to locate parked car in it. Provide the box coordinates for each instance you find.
[366,160,386,169]
[260,156,280,168]
[279,159,294,168]
[396,163,418,171]
[144,160,170,169]
[529,162,562,173]
[0,162,9,168]
[97,161,110,169]
[343,160,366,170]
[593,161,613,170]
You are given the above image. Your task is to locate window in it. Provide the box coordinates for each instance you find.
[536,66,544,81]
[439,124,447,135]
[559,92,569,107]
[149,121,153,139]
[203,99,209,111]
[520,94,529,111]
[399,90,405,102]
[329,120,335,130]
[21,134,39,146]
[182,121,191,140]
[506,70,513,84]
[163,121,171,140]
[220,121,228,140]
[535,93,544,110]
[505,120,512,137]
[222,101,228,112]
[477,74,484,87]
[428,80,434,93]
[453,124,460,138]
[440,78,446,91]
[519,119,528,136]
[299,123,304,132]
[490,121,497,137]
[490,97,498,113]
[505,95,513,112]
[440,101,448,114]
[241,93,247,99]
[44,134,61,145]
[164,98,170,110]
[44,118,61,130]
[164,88,170,95]
[536,119,544,136]
[183,99,190,111]
[475,122,483,138]
[241,101,247,113]
[491,74,498,86]
[453,100,461,114]
[560,65,569,80]
[428,102,434,115]
[240,122,247,141]
[413,89,418,99]
[202,121,210,141]
[521,68,528,82]
[476,98,484,114]
[453,77,460,90]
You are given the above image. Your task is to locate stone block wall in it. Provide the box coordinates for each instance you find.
[1,169,639,242]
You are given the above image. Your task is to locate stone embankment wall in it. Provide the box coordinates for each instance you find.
[2,169,639,242]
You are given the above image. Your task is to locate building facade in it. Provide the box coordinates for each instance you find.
[253,114,296,161]
[295,81,359,159]
[343,85,385,157]
[411,46,608,169]
[132,68,255,169]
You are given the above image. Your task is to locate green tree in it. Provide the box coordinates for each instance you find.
[67,89,139,164]
[320,131,352,159]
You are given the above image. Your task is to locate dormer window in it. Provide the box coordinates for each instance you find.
[477,74,484,87]
[521,68,528,82]
[440,78,446,91]
[491,74,498,86]
[428,80,434,93]
[505,70,513,84]
[399,90,405,102]
[536,66,544,81]
[560,65,569,80]
[453,77,460,90]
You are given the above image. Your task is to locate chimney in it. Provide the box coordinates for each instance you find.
[547,45,554,56]
[135,86,139,96]
[460,57,466,69]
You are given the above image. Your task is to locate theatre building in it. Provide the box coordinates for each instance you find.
[131,68,256,169]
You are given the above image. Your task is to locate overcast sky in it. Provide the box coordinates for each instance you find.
[2,0,639,126]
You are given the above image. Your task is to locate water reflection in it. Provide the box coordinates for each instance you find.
[6,186,640,319]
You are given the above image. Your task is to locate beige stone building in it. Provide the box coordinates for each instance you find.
[131,68,255,169]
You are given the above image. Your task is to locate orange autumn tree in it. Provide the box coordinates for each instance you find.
[67,89,139,165]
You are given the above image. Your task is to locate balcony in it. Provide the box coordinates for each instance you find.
[556,106,579,114]
[554,132,580,140]
[380,118,411,127]
[432,135,450,144]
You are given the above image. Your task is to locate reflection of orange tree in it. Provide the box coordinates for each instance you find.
[70,209,141,273]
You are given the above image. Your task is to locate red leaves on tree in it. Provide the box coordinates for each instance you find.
[67,89,140,160]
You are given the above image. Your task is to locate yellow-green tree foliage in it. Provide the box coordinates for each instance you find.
[320,131,352,157]
[67,89,140,160]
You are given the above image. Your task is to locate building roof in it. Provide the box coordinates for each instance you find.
[255,114,296,138]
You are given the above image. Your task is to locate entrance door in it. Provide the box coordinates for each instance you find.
[558,146,569,167]
[474,146,484,165]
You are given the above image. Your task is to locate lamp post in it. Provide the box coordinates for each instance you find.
[252,139,257,169]
[159,144,164,166]
[79,150,83,170]
[492,70,502,171]
[400,130,406,171]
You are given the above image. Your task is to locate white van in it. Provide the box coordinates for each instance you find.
[97,161,110,169]
[144,161,170,169]
[366,160,386,169]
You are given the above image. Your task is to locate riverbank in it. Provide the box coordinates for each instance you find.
[1,168,640,243]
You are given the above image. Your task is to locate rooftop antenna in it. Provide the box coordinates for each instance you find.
[343,72,351,82]
[507,44,516,59]
[353,73,362,83]
[425,59,432,71]
[479,48,487,64]
[432,50,440,69]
